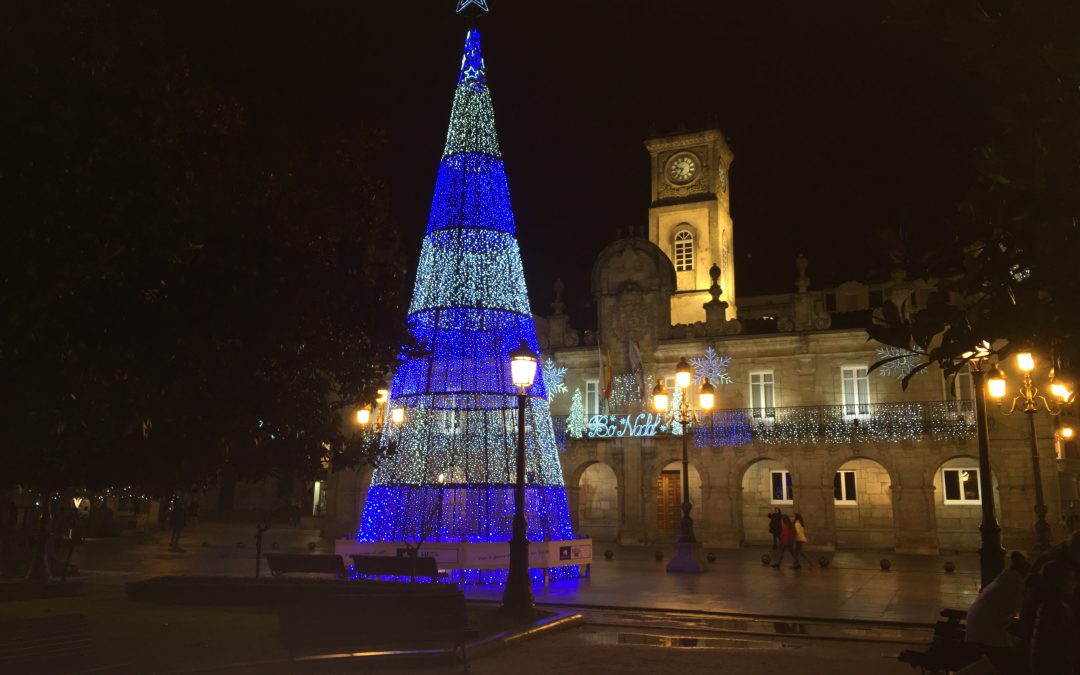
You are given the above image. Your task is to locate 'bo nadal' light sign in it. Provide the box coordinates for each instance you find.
[587,413,672,438]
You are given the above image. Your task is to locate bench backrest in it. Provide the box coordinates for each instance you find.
[265,553,345,575]
[351,554,440,577]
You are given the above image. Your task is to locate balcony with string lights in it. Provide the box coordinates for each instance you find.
[552,400,976,451]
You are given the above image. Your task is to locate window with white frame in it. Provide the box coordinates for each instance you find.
[750,371,776,419]
[674,230,694,271]
[942,468,981,504]
[841,366,870,416]
[585,380,600,416]
[947,369,975,413]
[771,470,793,503]
[834,470,857,502]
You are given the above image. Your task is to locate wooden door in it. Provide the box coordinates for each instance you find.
[657,470,681,534]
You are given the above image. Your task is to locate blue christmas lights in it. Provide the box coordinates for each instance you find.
[357,28,576,558]
[427,155,515,235]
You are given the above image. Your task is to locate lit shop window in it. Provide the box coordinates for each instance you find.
[942,468,981,505]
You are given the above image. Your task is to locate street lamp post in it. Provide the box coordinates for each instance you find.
[988,352,1075,554]
[356,381,404,455]
[502,341,538,618]
[357,382,392,427]
[964,350,1005,588]
[652,357,715,574]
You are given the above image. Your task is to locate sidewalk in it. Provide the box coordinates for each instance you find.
[464,545,980,624]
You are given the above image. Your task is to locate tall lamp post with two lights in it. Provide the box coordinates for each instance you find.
[356,382,405,440]
[502,341,539,618]
[988,352,1075,554]
[652,357,715,574]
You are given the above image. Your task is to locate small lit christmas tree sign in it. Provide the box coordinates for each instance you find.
[568,388,586,438]
[345,28,586,583]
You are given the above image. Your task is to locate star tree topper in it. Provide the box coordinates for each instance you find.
[456,0,490,16]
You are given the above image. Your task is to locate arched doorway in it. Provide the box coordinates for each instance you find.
[578,462,619,541]
[933,456,1000,551]
[832,458,895,549]
[740,458,792,546]
[657,461,702,537]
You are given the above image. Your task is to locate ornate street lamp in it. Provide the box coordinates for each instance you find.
[502,340,538,617]
[357,383,401,429]
[988,352,1075,553]
[652,357,715,573]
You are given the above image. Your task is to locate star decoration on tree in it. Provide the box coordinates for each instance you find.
[688,346,733,385]
[874,346,927,381]
[543,357,567,401]
[456,0,490,15]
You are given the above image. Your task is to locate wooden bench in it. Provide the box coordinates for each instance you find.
[280,591,479,672]
[898,609,982,674]
[265,553,347,577]
[0,613,93,672]
[350,554,448,582]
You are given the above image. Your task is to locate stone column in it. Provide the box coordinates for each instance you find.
[700,484,742,548]
[620,439,647,545]
[794,485,837,552]
[893,480,940,554]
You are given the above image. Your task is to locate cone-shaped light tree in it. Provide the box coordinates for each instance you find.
[357,29,574,564]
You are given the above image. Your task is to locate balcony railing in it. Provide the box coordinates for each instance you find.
[551,400,975,451]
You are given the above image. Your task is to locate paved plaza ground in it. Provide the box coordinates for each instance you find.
[0,522,988,672]
[70,522,980,624]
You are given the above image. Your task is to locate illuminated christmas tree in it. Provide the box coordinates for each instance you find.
[567,388,586,439]
[356,29,574,562]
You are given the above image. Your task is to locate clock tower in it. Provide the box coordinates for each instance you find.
[645,129,735,324]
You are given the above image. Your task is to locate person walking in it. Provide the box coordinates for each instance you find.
[768,508,783,551]
[793,513,812,568]
[168,500,187,552]
[771,515,800,569]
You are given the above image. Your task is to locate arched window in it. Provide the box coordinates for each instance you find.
[673,230,694,271]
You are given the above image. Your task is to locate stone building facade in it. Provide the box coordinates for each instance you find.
[324,128,1080,553]
[536,129,1080,554]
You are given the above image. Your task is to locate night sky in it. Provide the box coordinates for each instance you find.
[170,1,976,329]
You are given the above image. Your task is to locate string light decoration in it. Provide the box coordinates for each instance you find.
[608,372,645,411]
[692,401,976,448]
[567,388,586,439]
[543,357,567,401]
[688,346,733,385]
[669,386,684,436]
[874,346,927,381]
[356,29,576,576]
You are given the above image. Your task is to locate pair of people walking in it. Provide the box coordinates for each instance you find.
[768,508,810,570]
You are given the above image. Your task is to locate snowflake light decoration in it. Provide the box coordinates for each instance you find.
[688,346,732,385]
[874,346,926,381]
[543,357,567,401]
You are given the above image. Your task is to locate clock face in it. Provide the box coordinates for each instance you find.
[667,153,699,185]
